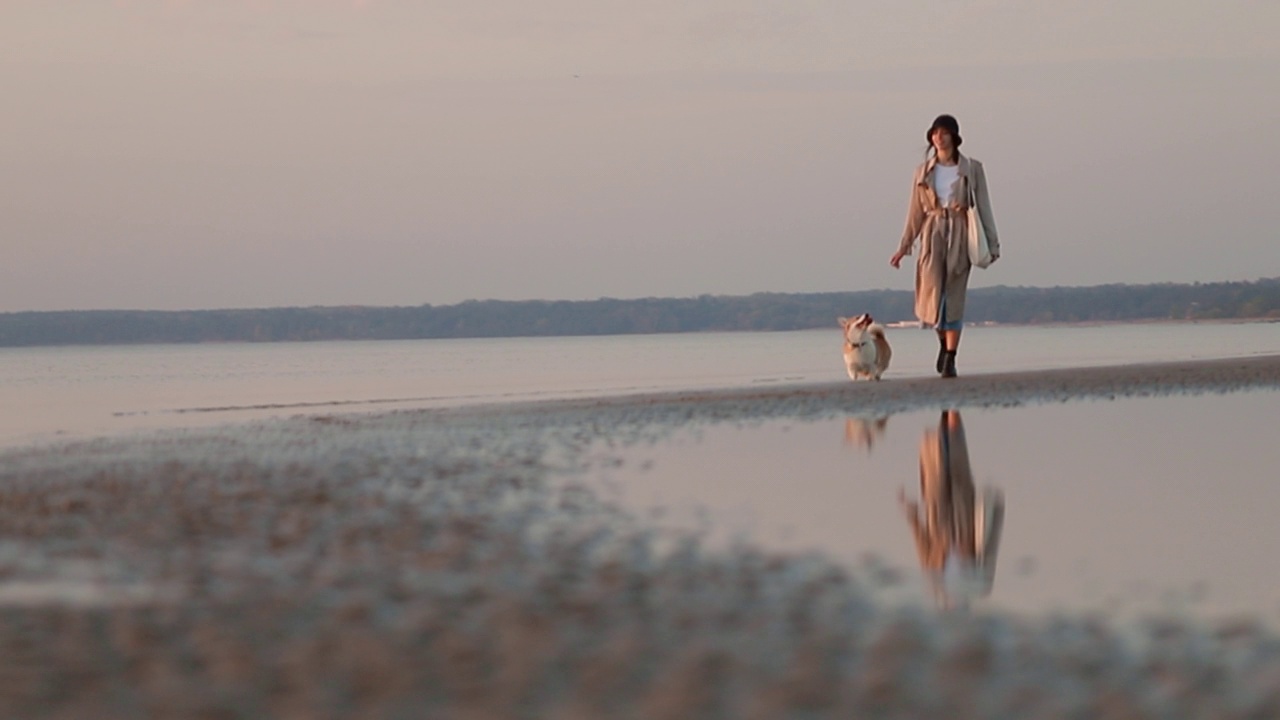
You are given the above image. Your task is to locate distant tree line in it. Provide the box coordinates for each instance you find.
[1,278,1277,348]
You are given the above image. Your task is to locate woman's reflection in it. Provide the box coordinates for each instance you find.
[898,409,1004,609]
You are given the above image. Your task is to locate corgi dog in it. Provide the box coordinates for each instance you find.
[839,314,892,381]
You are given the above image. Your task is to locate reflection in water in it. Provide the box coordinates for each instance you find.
[591,392,1279,625]
[898,410,1005,610]
[843,416,889,452]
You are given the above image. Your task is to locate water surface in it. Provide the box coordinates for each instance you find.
[584,390,1280,627]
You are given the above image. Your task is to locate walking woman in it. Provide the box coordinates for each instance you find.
[889,114,1000,378]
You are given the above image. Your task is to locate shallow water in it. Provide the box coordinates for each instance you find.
[2,321,1278,448]
[583,389,1280,627]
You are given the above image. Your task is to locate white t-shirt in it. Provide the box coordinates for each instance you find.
[932,162,959,205]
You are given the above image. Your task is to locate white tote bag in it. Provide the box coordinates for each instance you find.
[967,175,994,269]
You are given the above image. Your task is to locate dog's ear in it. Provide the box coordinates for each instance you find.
[837,317,850,328]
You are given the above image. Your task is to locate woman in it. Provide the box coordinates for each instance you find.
[889,114,1000,378]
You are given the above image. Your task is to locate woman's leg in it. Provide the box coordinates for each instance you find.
[941,329,961,378]
[940,266,969,377]
[935,301,962,377]
[944,329,961,352]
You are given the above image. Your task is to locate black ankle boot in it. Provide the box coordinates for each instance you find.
[941,351,957,378]
[935,334,947,373]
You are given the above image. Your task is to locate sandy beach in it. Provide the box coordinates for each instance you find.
[3,355,1280,718]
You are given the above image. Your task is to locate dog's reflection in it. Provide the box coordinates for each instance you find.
[843,416,889,452]
[898,409,1004,610]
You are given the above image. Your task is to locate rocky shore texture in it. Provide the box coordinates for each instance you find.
[3,355,1280,719]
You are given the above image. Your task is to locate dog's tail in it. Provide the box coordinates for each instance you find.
[870,325,892,370]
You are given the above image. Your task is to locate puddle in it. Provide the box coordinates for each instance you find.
[583,390,1280,627]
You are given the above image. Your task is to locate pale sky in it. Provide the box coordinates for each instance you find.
[3,1,1278,312]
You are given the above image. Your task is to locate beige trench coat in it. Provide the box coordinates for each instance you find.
[897,154,1000,326]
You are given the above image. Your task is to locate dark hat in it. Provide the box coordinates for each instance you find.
[926,114,962,146]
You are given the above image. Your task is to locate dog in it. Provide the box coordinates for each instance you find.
[839,314,892,381]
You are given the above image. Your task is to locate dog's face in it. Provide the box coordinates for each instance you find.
[839,313,875,342]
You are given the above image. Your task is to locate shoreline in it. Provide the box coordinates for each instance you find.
[0,315,1275,351]
[4,353,1279,462]
[3,354,1280,716]
[370,352,1280,429]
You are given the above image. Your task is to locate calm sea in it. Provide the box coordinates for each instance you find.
[2,321,1278,449]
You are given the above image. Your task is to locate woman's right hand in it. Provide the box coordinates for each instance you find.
[889,251,906,269]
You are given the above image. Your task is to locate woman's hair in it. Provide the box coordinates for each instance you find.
[925,114,963,158]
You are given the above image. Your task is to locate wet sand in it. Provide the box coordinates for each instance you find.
[2,355,1280,718]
